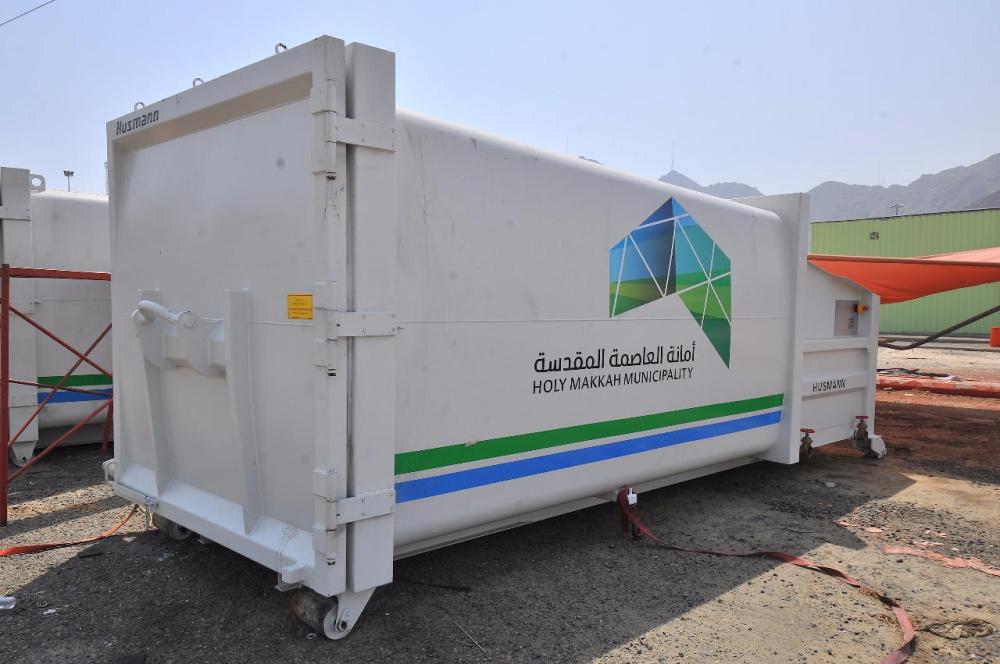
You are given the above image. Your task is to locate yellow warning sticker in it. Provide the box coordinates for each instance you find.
[287,293,314,320]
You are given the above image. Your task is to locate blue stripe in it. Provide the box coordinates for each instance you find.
[395,410,781,503]
[38,388,112,404]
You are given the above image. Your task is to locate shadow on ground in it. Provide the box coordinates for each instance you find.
[2,437,927,664]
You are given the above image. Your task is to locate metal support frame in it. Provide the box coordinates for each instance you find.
[0,264,113,526]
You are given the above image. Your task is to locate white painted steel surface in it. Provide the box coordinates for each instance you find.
[105,36,881,627]
[0,168,111,461]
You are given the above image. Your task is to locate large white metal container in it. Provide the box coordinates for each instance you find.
[105,36,883,636]
[0,168,112,465]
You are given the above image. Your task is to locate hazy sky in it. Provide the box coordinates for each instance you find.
[2,0,997,195]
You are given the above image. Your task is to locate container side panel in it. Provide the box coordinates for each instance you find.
[391,112,793,547]
[28,192,111,430]
[1,168,40,447]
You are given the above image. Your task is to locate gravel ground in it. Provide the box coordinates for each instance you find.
[2,389,998,663]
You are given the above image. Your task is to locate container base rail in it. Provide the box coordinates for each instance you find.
[1,265,112,526]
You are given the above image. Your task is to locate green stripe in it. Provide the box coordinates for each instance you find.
[37,374,112,388]
[395,393,784,475]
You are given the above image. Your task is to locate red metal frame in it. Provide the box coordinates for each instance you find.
[1,264,112,526]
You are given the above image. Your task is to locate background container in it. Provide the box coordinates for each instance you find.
[0,167,111,465]
[811,208,1000,336]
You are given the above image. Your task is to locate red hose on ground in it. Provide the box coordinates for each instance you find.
[616,489,916,664]
[0,505,139,557]
[877,376,1000,399]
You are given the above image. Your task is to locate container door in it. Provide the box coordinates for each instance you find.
[107,37,398,599]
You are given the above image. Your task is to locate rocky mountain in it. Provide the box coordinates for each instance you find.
[660,152,1000,221]
[658,170,762,199]
[809,153,1000,220]
[966,188,1000,210]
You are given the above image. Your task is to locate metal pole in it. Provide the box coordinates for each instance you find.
[1,264,10,526]
[11,306,112,377]
[0,266,113,525]
[879,303,1000,350]
[7,323,111,448]
[9,399,111,481]
[8,266,110,280]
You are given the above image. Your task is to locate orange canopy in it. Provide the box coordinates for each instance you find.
[808,246,1000,304]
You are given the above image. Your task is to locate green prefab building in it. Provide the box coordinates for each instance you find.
[810,207,1000,336]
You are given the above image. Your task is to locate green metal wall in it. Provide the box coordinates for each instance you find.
[811,208,1000,335]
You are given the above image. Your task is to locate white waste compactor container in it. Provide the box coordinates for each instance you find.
[0,168,111,466]
[104,36,885,637]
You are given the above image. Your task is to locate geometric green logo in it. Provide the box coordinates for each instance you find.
[609,198,732,366]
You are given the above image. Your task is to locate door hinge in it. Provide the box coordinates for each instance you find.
[0,205,30,221]
[314,486,397,528]
[335,489,396,525]
[332,117,397,152]
[332,311,396,338]
[312,469,395,557]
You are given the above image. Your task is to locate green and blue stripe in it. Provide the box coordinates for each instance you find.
[394,394,783,503]
[36,374,112,404]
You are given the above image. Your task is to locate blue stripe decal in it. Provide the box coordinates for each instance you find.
[38,388,112,404]
[395,410,782,503]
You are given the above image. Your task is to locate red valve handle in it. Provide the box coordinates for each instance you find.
[855,415,869,420]
[800,427,815,434]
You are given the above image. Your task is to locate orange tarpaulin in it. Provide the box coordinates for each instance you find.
[808,246,1000,304]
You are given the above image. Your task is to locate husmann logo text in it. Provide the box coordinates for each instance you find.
[116,110,159,136]
[812,378,847,393]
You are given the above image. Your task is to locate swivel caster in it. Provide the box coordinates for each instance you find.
[290,587,374,640]
[863,435,887,459]
[851,415,870,452]
[852,416,886,459]
[151,513,194,541]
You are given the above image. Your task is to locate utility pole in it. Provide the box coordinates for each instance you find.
[63,170,74,192]
[889,202,905,216]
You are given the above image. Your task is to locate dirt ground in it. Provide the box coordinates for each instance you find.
[2,361,998,662]
[879,344,1000,382]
